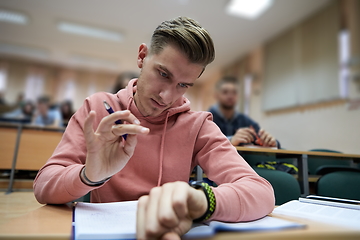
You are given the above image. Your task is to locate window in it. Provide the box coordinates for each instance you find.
[0,66,7,92]
[243,74,252,115]
[339,30,350,98]
[24,71,44,101]
[263,1,341,111]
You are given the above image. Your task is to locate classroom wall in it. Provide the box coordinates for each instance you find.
[0,57,118,110]
[250,76,360,154]
[185,70,222,112]
[216,0,360,154]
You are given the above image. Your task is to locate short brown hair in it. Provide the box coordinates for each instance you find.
[150,16,215,67]
[215,76,238,90]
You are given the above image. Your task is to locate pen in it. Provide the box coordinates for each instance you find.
[103,100,127,140]
[250,125,263,146]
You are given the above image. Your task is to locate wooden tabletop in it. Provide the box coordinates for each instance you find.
[1,192,360,240]
[236,146,360,161]
[0,192,71,240]
[0,122,65,132]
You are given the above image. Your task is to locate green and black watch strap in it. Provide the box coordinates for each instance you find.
[189,181,216,222]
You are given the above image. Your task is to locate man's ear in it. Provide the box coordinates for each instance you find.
[137,43,148,69]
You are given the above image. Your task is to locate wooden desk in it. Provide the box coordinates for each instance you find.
[0,127,18,169]
[236,147,360,196]
[0,192,359,240]
[16,129,63,170]
[0,123,64,193]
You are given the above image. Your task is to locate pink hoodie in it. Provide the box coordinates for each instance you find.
[33,79,274,222]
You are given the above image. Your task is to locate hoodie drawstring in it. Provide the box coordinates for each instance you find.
[157,111,169,186]
[127,94,169,187]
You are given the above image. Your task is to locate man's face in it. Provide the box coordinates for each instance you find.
[134,44,204,117]
[37,102,49,116]
[216,82,238,110]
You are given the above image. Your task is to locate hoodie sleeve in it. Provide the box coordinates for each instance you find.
[193,112,275,222]
[33,95,106,204]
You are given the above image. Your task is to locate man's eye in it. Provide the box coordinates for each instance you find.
[179,83,188,88]
[159,71,168,78]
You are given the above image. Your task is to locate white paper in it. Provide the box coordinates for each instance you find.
[184,216,305,238]
[75,201,138,240]
[74,201,304,240]
[273,200,360,230]
[300,197,360,210]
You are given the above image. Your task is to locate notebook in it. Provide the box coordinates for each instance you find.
[73,201,304,240]
[272,196,360,230]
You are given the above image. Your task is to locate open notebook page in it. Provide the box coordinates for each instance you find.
[273,200,360,230]
[75,201,137,240]
[75,201,305,240]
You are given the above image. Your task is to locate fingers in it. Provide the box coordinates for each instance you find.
[247,126,257,136]
[263,136,276,147]
[96,110,139,133]
[259,129,268,144]
[231,136,248,146]
[111,124,149,136]
[259,129,277,147]
[137,189,166,240]
[95,110,149,137]
[136,182,196,240]
[83,110,96,143]
[158,182,190,228]
[143,187,167,239]
[137,195,148,240]
[161,232,181,240]
[234,128,255,143]
[158,184,181,228]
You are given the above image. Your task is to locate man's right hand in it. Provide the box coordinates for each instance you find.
[230,127,256,146]
[82,110,149,182]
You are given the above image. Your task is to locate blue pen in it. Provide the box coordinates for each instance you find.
[103,100,127,140]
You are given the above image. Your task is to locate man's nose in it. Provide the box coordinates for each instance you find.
[159,85,175,104]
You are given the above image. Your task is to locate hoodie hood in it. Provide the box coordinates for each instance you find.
[116,78,191,186]
[116,78,191,124]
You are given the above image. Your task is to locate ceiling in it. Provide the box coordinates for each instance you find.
[0,0,331,79]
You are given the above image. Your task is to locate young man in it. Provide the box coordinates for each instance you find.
[209,77,280,148]
[33,96,63,128]
[33,17,274,239]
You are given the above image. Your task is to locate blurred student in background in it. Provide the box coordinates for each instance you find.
[112,72,138,93]
[209,77,280,148]
[33,96,63,128]
[2,100,35,123]
[60,100,74,127]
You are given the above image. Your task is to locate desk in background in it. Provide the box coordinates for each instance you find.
[236,147,360,196]
[0,123,64,192]
[0,192,359,240]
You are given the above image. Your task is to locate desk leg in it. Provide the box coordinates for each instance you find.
[297,154,309,196]
[6,124,23,194]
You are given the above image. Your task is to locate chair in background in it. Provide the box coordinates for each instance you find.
[74,192,91,203]
[253,167,301,205]
[308,149,352,175]
[316,170,360,201]
[241,151,294,168]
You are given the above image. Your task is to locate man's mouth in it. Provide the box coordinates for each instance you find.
[151,98,167,108]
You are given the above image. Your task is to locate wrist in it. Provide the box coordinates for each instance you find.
[189,181,216,222]
[80,166,111,186]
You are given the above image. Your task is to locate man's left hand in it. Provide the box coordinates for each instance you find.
[258,129,277,148]
[136,181,208,240]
